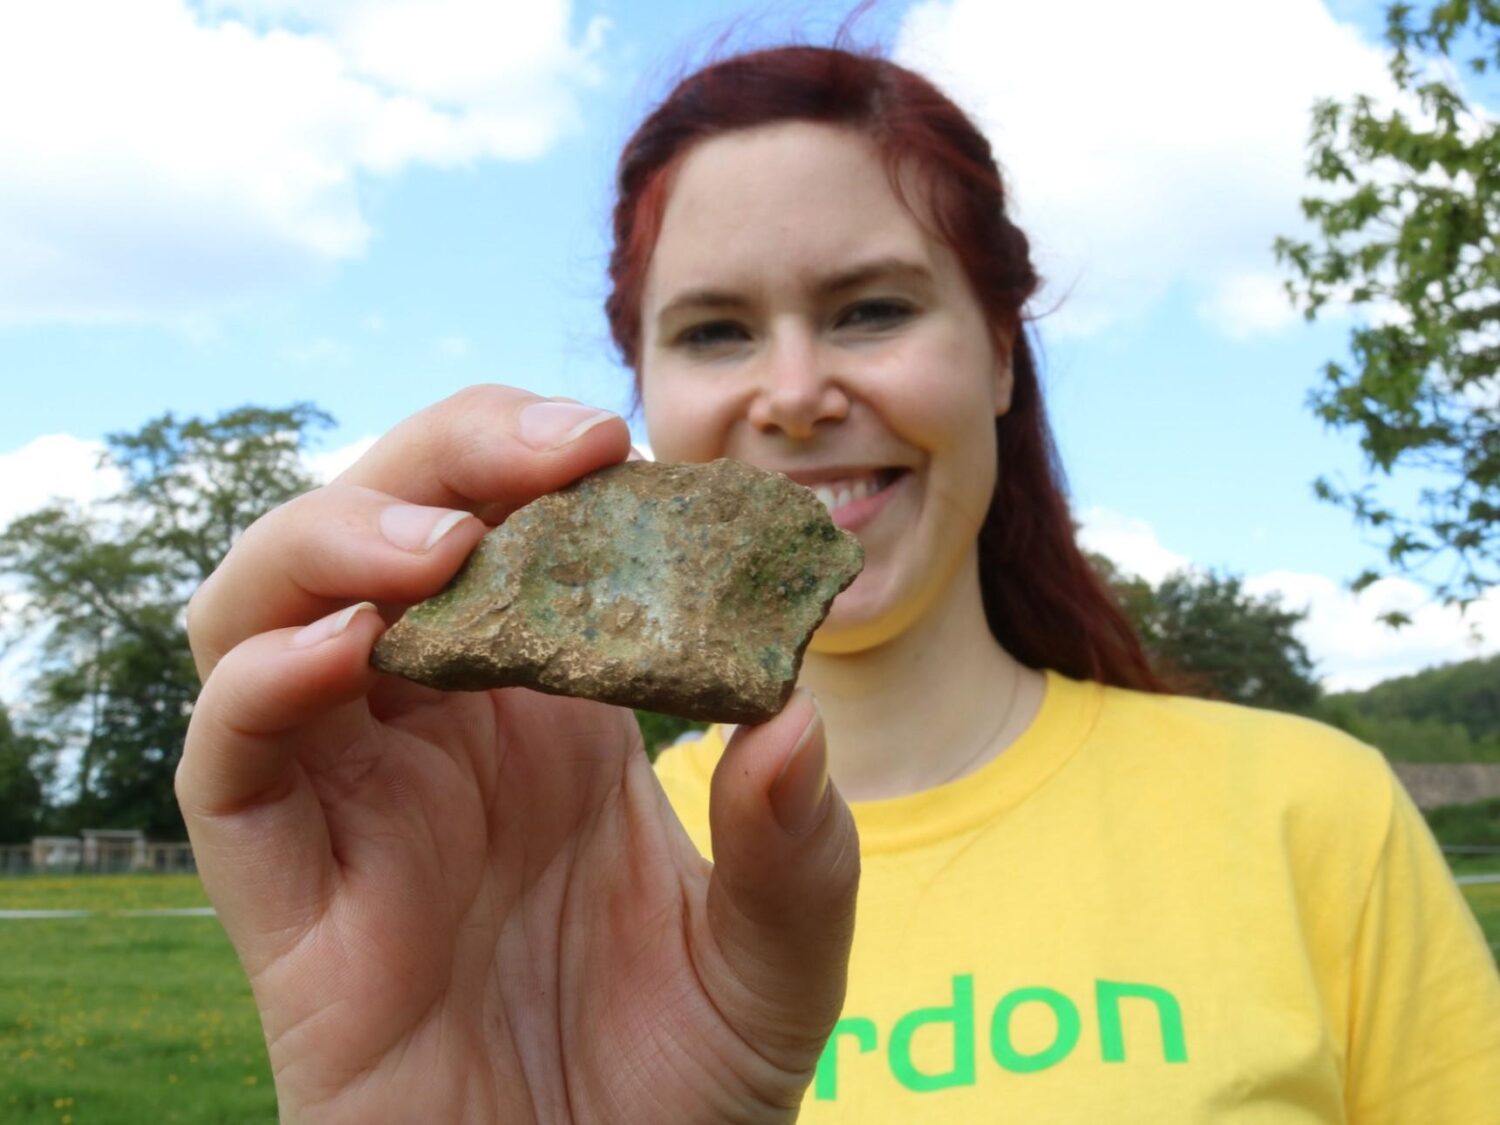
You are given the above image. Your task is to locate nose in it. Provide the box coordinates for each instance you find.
[746,327,850,440]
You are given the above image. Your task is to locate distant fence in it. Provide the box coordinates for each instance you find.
[1,765,1496,876]
[1392,764,1500,811]
[0,831,195,876]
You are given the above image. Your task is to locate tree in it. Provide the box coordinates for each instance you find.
[1319,651,1500,759]
[0,404,332,838]
[1274,1,1499,622]
[0,704,51,842]
[1090,553,1323,715]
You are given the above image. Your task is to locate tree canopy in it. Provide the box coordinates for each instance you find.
[0,704,50,843]
[1275,0,1499,621]
[1319,650,1500,760]
[0,404,332,837]
[1088,554,1323,715]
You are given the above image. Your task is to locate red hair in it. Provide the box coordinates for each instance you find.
[606,45,1171,694]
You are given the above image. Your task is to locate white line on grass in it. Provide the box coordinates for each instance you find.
[0,907,217,919]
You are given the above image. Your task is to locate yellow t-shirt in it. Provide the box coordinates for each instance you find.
[653,668,1500,1123]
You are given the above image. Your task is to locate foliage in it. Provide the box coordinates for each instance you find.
[1424,795,1500,847]
[1274,0,1500,620]
[1318,651,1500,759]
[1090,554,1323,715]
[0,405,332,839]
[1328,649,1499,735]
[636,710,707,760]
[0,705,51,843]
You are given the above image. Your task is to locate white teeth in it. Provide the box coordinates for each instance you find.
[810,475,883,512]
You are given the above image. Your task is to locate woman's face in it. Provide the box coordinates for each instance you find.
[639,122,1012,654]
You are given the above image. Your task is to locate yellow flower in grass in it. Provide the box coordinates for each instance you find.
[52,1097,73,1108]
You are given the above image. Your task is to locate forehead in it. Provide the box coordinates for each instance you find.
[643,122,939,303]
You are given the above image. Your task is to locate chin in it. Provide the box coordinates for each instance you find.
[806,573,911,656]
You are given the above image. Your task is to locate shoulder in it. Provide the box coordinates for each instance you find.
[1085,678,1401,854]
[1094,680,1393,790]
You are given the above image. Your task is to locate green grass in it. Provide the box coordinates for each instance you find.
[1450,853,1500,879]
[0,876,274,1124]
[0,875,212,914]
[0,870,1496,1122]
[1463,883,1500,964]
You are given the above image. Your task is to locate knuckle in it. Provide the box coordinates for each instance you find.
[442,382,530,414]
[185,579,212,644]
[237,485,365,563]
[428,384,534,445]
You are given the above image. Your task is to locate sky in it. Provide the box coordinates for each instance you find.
[0,0,1495,697]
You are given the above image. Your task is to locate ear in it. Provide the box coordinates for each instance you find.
[992,326,1016,417]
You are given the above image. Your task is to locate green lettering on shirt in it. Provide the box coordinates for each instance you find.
[888,974,977,1092]
[811,975,1188,1100]
[990,986,1081,1073]
[814,1016,878,1100]
[1096,979,1189,1063]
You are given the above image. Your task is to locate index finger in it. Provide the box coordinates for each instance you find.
[337,384,632,522]
[188,385,631,677]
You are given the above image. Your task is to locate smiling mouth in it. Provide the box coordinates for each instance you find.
[809,468,907,513]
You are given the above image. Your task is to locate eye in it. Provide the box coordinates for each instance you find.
[837,299,913,330]
[676,320,749,349]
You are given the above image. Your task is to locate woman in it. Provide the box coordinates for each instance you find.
[178,45,1500,1122]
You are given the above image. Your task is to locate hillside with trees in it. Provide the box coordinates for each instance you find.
[1316,654,1500,763]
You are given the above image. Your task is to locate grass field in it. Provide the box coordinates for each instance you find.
[0,877,274,1124]
[1,873,1497,1122]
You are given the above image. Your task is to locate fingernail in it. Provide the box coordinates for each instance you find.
[379,504,472,552]
[518,401,619,451]
[768,692,829,836]
[293,602,377,648]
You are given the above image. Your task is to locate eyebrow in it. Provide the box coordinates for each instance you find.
[654,256,934,326]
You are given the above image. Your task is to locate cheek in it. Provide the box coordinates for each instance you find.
[877,323,1002,445]
[876,372,992,459]
[640,374,722,463]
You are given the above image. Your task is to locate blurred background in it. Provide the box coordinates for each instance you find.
[0,1,1495,1120]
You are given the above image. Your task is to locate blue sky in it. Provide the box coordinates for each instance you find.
[0,0,1494,692]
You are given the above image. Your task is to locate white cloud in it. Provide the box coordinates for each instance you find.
[1077,506,1193,585]
[1079,505,1497,692]
[0,0,606,325]
[0,435,123,529]
[1197,273,1302,340]
[1244,571,1500,692]
[895,0,1397,339]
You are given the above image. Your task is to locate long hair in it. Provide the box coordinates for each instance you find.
[605,45,1170,693]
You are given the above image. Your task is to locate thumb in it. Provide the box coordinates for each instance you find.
[702,689,861,1076]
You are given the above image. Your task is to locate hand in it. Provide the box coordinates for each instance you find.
[176,386,860,1124]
